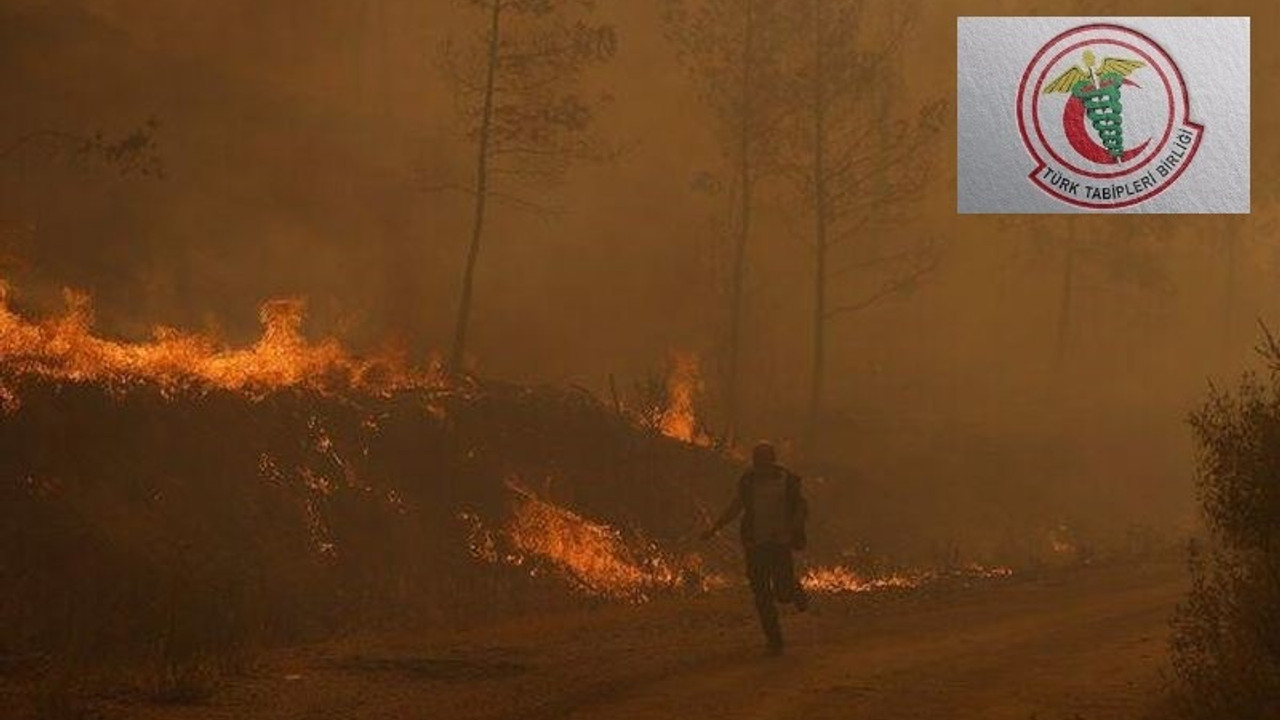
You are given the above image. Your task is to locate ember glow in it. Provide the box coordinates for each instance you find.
[463,479,724,601]
[801,563,1014,594]
[0,283,443,402]
[801,566,922,594]
[659,350,711,446]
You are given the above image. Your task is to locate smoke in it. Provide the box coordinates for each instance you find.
[2,0,1278,549]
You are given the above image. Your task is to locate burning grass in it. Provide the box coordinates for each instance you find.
[800,562,1013,594]
[801,565,920,594]
[0,282,1021,711]
[462,479,725,602]
[461,478,1013,603]
[657,351,711,446]
[0,287,740,697]
[0,283,443,403]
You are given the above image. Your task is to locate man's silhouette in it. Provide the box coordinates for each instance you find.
[702,441,808,655]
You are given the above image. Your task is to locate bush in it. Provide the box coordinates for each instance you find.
[1170,331,1280,719]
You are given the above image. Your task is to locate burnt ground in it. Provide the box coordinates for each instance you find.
[53,557,1186,720]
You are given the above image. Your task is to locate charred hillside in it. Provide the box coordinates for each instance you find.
[0,291,739,678]
[0,375,736,665]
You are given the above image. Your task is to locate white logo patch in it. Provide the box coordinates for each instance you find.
[958,17,1249,214]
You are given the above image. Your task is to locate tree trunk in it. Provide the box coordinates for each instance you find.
[449,0,502,373]
[807,0,829,447]
[724,0,755,441]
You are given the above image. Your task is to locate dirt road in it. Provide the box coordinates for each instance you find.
[131,558,1185,720]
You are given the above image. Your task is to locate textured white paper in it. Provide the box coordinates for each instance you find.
[957,17,1250,214]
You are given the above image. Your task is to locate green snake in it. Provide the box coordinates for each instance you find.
[1071,72,1125,161]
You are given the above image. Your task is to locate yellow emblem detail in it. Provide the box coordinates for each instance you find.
[1043,50,1146,94]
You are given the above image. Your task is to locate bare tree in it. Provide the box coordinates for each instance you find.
[440,0,616,373]
[783,0,946,444]
[663,0,795,440]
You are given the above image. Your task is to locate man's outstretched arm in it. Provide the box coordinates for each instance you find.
[701,494,743,540]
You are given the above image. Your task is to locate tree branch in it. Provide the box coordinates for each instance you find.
[825,250,938,319]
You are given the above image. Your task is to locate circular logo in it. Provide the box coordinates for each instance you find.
[1016,24,1203,209]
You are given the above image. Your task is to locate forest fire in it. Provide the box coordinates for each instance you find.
[462,481,1015,602]
[659,350,712,446]
[1,2,1250,716]
[0,283,443,403]
[463,479,723,601]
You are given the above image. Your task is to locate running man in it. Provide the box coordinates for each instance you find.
[702,441,809,654]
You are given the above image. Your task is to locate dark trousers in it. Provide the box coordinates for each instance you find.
[745,542,805,647]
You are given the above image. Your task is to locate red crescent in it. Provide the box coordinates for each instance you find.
[1062,78,1150,164]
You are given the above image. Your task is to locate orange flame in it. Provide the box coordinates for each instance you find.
[658,350,710,446]
[460,482,1015,602]
[462,480,724,601]
[0,283,443,404]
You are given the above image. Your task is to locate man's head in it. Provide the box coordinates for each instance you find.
[751,441,777,469]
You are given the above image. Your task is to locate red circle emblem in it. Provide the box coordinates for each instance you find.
[1016,24,1203,209]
